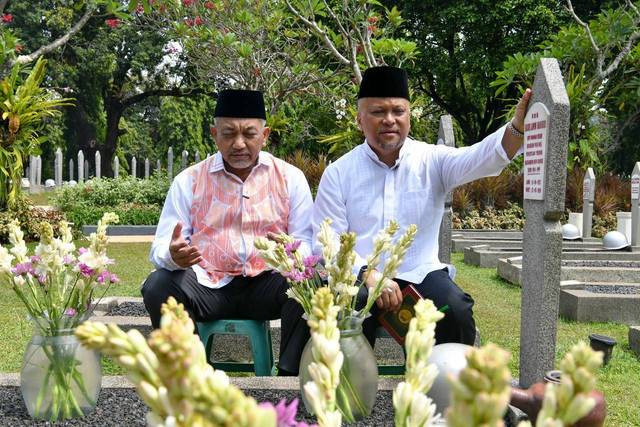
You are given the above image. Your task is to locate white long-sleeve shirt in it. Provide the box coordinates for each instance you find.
[312,125,515,283]
[150,151,314,288]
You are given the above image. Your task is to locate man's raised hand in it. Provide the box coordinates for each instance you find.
[169,222,203,268]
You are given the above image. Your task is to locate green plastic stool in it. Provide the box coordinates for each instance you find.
[197,319,275,376]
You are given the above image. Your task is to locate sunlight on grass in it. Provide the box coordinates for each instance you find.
[453,253,640,426]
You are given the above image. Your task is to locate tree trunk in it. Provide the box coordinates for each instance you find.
[99,97,124,178]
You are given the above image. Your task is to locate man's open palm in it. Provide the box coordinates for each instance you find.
[169,222,203,268]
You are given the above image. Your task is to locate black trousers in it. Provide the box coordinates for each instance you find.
[356,268,476,348]
[141,268,308,374]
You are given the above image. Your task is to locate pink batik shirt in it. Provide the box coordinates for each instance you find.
[150,151,313,289]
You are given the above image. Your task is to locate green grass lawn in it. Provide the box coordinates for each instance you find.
[25,191,56,206]
[1,243,638,425]
[453,253,640,426]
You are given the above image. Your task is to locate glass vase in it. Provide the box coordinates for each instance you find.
[299,315,378,422]
[20,326,101,421]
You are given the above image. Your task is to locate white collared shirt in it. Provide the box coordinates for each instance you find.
[312,125,515,283]
[150,151,314,288]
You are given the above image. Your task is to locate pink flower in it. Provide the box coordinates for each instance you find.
[105,18,120,28]
[30,255,41,263]
[185,18,194,27]
[303,255,320,268]
[259,398,314,427]
[12,262,34,276]
[78,247,88,255]
[2,14,12,23]
[77,263,95,278]
[63,255,74,265]
[204,1,215,9]
[37,274,47,284]
[194,15,203,25]
[64,307,77,317]
[183,0,194,6]
[284,270,305,282]
[135,4,144,13]
[97,271,119,284]
[284,240,301,255]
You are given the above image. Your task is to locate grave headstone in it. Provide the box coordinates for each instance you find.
[55,148,63,186]
[582,167,595,238]
[520,58,570,388]
[69,159,74,181]
[437,115,455,264]
[194,151,201,164]
[131,157,137,179]
[631,162,640,247]
[114,157,120,178]
[156,159,161,176]
[168,147,174,181]
[144,158,150,179]
[36,155,42,186]
[29,156,36,188]
[78,150,84,183]
[95,151,101,179]
[181,150,188,171]
[84,160,89,181]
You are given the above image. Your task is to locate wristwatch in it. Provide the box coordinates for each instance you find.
[507,121,524,138]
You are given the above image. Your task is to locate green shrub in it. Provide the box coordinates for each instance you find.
[452,202,525,230]
[0,195,68,243]
[51,175,170,227]
[592,212,616,238]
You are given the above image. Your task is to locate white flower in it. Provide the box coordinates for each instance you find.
[0,246,14,274]
[411,106,424,119]
[13,275,26,287]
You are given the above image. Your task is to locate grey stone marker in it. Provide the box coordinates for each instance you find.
[84,160,89,180]
[437,115,455,264]
[69,159,74,181]
[131,156,137,179]
[181,150,188,171]
[520,58,570,388]
[36,156,42,186]
[168,147,174,181]
[631,162,640,247]
[114,157,120,178]
[194,151,201,164]
[156,159,161,175]
[582,168,595,238]
[144,158,150,179]
[55,148,63,186]
[95,151,101,179]
[29,155,36,189]
[77,150,84,183]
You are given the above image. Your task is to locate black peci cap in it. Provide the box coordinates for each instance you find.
[214,89,266,119]
[357,66,409,100]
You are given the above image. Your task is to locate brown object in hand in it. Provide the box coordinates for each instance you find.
[510,380,607,427]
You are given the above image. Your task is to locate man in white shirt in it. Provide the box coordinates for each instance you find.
[142,89,313,375]
[312,66,531,347]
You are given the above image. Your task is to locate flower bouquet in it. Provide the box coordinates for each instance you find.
[76,296,314,427]
[0,213,120,421]
[255,218,417,422]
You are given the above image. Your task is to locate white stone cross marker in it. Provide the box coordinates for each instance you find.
[631,162,640,247]
[582,167,595,238]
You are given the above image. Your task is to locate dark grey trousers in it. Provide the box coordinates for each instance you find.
[141,268,308,374]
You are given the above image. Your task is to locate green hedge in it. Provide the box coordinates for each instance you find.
[52,175,170,228]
